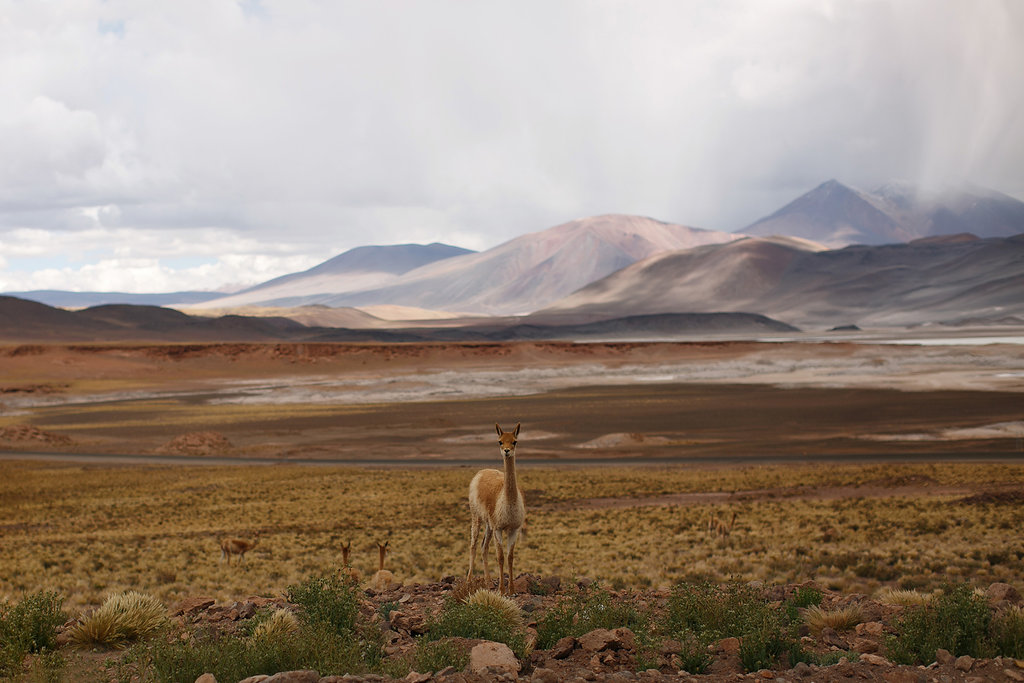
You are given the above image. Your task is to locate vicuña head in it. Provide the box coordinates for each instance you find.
[467,422,526,596]
[220,530,260,566]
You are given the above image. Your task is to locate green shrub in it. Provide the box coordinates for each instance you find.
[125,622,369,683]
[887,583,993,664]
[991,606,1024,659]
[0,590,66,677]
[536,585,650,649]
[665,581,798,673]
[411,638,470,674]
[287,575,359,635]
[672,632,714,675]
[790,586,824,608]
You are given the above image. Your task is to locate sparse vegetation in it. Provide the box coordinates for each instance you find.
[887,582,993,664]
[536,584,651,649]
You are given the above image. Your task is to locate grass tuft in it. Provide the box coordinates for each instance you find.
[465,589,523,628]
[250,608,300,642]
[877,587,932,607]
[68,591,167,649]
[802,604,864,635]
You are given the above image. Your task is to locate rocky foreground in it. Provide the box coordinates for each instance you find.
[169,577,1024,683]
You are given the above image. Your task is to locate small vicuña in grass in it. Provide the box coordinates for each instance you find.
[220,530,260,566]
[370,540,395,591]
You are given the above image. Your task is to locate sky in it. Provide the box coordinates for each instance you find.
[1,0,1022,294]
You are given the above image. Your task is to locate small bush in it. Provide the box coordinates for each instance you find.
[287,575,359,635]
[887,583,992,664]
[0,591,66,677]
[665,581,797,673]
[991,606,1024,659]
[790,586,823,608]
[410,638,470,674]
[537,585,650,649]
[68,591,167,649]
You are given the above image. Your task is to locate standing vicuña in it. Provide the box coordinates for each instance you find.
[340,540,360,584]
[707,511,737,539]
[467,423,526,596]
[220,531,260,565]
[370,540,395,591]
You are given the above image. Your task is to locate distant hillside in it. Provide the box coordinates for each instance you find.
[0,296,797,343]
[743,180,1024,246]
[297,214,742,314]
[192,242,474,310]
[3,290,225,308]
[540,234,1024,328]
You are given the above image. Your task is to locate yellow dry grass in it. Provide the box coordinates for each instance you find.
[0,460,1022,612]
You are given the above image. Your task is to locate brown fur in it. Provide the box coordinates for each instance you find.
[467,423,526,595]
[707,511,737,539]
[220,531,260,565]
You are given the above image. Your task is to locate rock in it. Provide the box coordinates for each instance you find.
[469,641,519,674]
[404,673,431,683]
[235,601,257,620]
[238,677,269,683]
[882,671,925,683]
[856,621,885,637]
[988,582,1021,606]
[434,666,457,679]
[263,671,320,683]
[820,626,849,649]
[859,653,892,666]
[717,637,740,655]
[531,667,560,683]
[195,675,216,683]
[853,637,878,653]
[551,635,577,659]
[936,649,955,666]
[1004,669,1024,682]
[173,597,215,617]
[955,655,974,672]
[578,627,635,652]
[793,661,812,678]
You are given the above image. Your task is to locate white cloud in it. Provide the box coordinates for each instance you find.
[0,0,1022,292]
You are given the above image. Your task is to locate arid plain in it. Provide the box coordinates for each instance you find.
[1,334,1024,613]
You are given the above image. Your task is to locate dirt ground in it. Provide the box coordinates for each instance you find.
[0,339,1022,463]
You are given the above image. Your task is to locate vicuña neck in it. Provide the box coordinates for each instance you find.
[503,455,518,500]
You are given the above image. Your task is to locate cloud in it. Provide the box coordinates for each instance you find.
[0,0,1022,292]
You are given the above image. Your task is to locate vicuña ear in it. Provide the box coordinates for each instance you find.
[495,423,502,436]
[513,423,521,437]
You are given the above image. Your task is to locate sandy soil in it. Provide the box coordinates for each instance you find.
[0,339,1022,461]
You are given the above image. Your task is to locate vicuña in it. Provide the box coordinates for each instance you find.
[340,540,360,584]
[370,540,395,591]
[707,511,737,539]
[467,422,526,595]
[220,531,260,566]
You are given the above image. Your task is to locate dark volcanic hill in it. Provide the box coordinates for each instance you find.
[0,296,797,343]
[539,234,1024,328]
[743,180,1024,246]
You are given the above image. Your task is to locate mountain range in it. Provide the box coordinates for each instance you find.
[192,214,740,315]
[539,233,1024,327]
[743,179,1024,246]
[4,180,1024,333]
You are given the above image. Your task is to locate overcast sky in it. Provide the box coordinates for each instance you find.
[1,0,1022,293]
